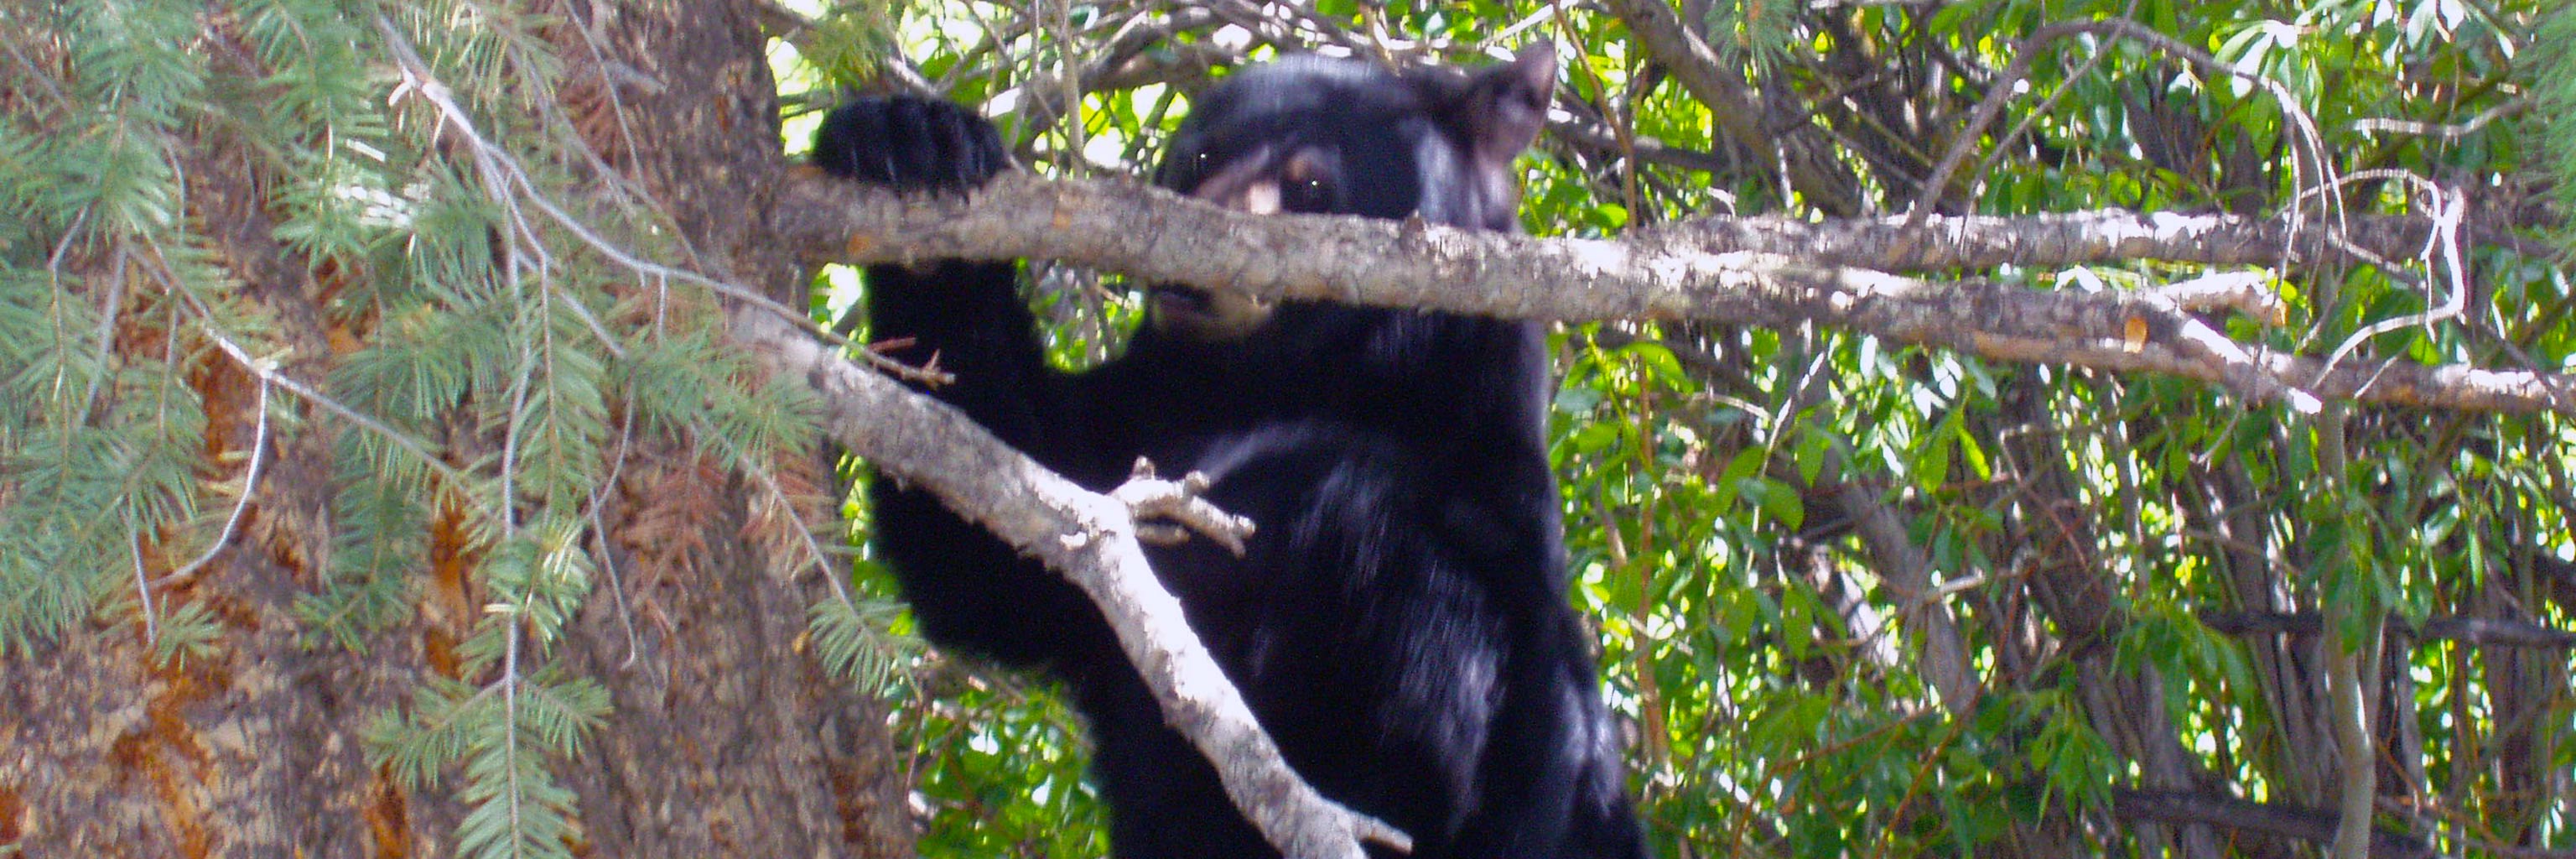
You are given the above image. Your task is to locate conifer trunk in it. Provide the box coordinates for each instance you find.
[0,3,911,856]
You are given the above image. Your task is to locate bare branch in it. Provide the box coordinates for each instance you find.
[2111,789,2433,859]
[1905,18,2332,228]
[1548,114,1737,174]
[1115,460,1257,555]
[1651,208,2511,272]
[2352,96,2532,140]
[1594,0,1867,214]
[737,309,1409,859]
[2199,611,2576,649]
[776,171,2576,417]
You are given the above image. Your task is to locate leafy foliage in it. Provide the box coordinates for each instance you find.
[2540,4,2576,216]
[1,0,2564,855]
[787,0,2572,856]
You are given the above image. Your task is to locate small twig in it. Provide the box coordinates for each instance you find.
[859,336,957,388]
[1112,459,1255,556]
[587,412,646,670]
[1956,0,2132,205]
[130,531,158,648]
[2352,97,2531,140]
[1907,18,2330,229]
[740,450,852,586]
[77,234,122,426]
[191,312,457,481]
[2314,176,2470,381]
[155,377,273,586]
[372,14,938,387]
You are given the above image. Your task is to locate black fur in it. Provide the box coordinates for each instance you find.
[816,49,1647,859]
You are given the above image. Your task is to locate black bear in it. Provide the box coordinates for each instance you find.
[815,46,1648,859]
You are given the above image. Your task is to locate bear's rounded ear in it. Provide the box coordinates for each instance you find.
[1465,44,1557,164]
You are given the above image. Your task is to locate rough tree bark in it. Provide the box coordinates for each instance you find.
[776,173,2575,417]
[544,3,912,856]
[0,3,913,857]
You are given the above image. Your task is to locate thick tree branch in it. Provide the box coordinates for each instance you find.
[2111,789,2433,859]
[733,309,1407,859]
[1653,208,2515,271]
[776,171,2576,417]
[2200,611,2576,648]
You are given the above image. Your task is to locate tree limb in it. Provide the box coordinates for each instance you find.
[1115,460,1256,554]
[2199,611,2576,648]
[2111,788,2433,859]
[1592,0,1867,215]
[734,308,1408,858]
[1650,208,2531,271]
[776,170,2576,417]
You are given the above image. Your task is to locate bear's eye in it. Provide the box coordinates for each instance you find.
[1280,174,1333,213]
[1277,148,1337,213]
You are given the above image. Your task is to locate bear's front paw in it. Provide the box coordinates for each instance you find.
[813,96,1010,194]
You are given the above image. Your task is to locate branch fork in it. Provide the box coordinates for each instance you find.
[1114,459,1257,554]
